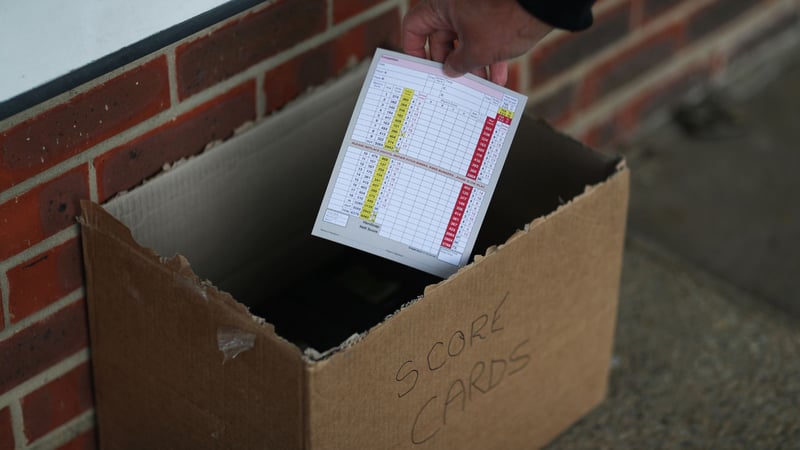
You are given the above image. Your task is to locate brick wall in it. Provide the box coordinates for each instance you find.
[0,0,797,447]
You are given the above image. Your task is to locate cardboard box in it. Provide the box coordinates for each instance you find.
[80,66,629,449]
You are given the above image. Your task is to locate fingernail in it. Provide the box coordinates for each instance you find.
[443,64,463,78]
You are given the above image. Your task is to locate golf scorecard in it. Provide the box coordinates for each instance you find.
[312,49,527,278]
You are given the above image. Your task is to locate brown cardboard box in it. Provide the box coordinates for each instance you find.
[80,67,628,449]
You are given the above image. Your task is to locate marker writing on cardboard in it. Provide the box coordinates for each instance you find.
[393,292,532,445]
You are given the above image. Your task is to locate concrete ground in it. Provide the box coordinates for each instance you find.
[546,47,800,447]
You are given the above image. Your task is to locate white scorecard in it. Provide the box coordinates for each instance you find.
[312,49,527,278]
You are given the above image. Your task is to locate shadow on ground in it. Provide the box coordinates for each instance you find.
[546,47,800,448]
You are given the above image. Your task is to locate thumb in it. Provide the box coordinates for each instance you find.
[442,45,474,78]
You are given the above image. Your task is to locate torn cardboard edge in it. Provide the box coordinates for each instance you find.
[87,57,624,362]
[98,66,376,296]
[79,199,302,361]
[80,156,624,363]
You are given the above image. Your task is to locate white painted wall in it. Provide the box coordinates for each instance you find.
[0,0,230,102]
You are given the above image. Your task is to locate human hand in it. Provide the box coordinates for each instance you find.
[402,0,553,85]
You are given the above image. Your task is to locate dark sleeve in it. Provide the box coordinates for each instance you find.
[516,0,597,31]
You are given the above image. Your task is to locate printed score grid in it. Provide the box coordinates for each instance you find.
[312,49,527,277]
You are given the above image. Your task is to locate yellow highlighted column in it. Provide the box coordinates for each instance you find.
[497,107,514,120]
[360,88,414,221]
[360,156,390,221]
[384,88,414,151]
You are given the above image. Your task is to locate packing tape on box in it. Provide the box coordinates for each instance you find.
[216,327,256,364]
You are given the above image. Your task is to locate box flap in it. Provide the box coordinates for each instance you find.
[474,116,622,257]
[102,67,367,300]
[80,200,307,449]
[304,166,629,449]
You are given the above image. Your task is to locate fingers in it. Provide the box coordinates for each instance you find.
[470,66,488,79]
[401,3,437,59]
[405,30,503,85]
[442,44,474,79]
[402,0,507,85]
[489,61,508,86]
[429,30,456,63]
[402,29,431,60]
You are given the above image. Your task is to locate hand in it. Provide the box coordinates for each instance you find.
[402,0,553,85]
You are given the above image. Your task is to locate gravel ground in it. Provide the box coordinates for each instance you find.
[547,238,800,449]
[546,43,800,449]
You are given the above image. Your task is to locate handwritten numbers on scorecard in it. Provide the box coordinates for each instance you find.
[312,49,527,278]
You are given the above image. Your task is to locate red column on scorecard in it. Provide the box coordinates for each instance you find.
[441,184,473,249]
[466,116,496,180]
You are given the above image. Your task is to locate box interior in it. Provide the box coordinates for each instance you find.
[105,67,621,351]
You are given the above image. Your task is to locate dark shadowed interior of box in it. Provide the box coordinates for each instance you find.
[104,67,620,352]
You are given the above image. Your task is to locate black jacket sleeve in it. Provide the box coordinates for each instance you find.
[517,0,596,31]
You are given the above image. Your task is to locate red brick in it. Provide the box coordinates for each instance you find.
[0,286,5,332]
[580,65,709,148]
[641,0,682,23]
[176,0,327,100]
[617,64,710,133]
[0,407,13,450]
[0,299,89,395]
[21,362,93,443]
[365,8,402,50]
[263,9,401,115]
[264,45,336,115]
[581,118,621,149]
[0,57,169,191]
[95,81,256,201]
[333,0,382,23]
[578,23,684,108]
[57,429,96,450]
[531,2,632,85]
[332,8,401,70]
[729,8,800,65]
[528,82,577,125]
[7,239,84,323]
[0,166,89,260]
[687,0,759,42]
